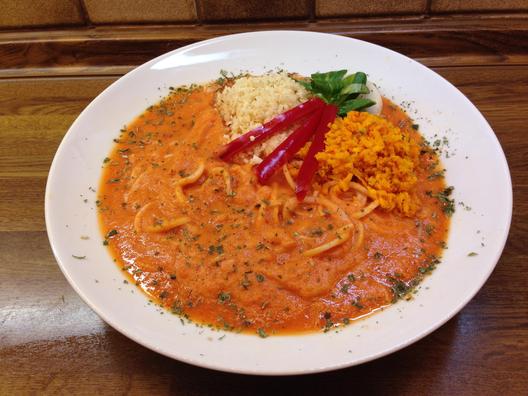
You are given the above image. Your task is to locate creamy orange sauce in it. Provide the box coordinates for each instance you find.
[98,85,449,335]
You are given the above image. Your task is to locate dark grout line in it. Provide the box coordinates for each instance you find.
[308,0,316,22]
[425,0,432,17]
[194,0,203,25]
[77,0,92,27]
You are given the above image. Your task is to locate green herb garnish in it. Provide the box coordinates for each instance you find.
[105,229,118,238]
[217,291,231,304]
[208,244,224,255]
[257,328,268,338]
[297,70,375,116]
[427,186,456,216]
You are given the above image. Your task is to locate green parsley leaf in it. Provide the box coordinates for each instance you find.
[217,291,231,304]
[257,328,269,338]
[297,70,375,116]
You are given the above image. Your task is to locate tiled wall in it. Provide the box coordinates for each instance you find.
[1,0,527,28]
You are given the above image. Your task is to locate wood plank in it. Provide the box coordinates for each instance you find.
[0,76,115,177]
[0,77,115,116]
[0,15,526,79]
[0,115,75,176]
[0,176,46,231]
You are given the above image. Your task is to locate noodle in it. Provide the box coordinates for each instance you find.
[174,185,185,203]
[211,166,233,196]
[303,224,353,257]
[175,162,205,202]
[350,181,369,196]
[316,196,350,222]
[282,164,296,190]
[125,171,146,203]
[351,219,364,249]
[143,216,191,233]
[178,162,205,186]
[133,202,153,233]
[352,200,380,219]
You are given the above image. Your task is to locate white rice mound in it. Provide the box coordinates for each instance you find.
[216,72,310,164]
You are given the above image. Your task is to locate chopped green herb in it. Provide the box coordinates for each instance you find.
[257,328,268,338]
[208,244,224,255]
[71,255,86,260]
[322,312,334,332]
[427,169,445,180]
[425,224,435,236]
[217,291,231,304]
[171,301,184,315]
[389,277,414,302]
[468,252,478,257]
[309,227,324,237]
[105,229,118,238]
[427,186,455,216]
[241,275,251,290]
[351,299,364,309]
[255,273,265,282]
[256,242,268,251]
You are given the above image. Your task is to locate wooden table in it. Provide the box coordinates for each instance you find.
[1,19,527,394]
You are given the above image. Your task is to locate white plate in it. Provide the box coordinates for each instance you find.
[45,31,512,375]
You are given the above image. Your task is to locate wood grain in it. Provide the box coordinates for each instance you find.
[0,20,527,395]
[0,15,527,77]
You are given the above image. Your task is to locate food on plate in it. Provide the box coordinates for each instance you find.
[97,70,452,336]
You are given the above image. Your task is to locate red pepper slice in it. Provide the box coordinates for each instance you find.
[255,108,323,184]
[295,104,338,201]
[219,97,325,161]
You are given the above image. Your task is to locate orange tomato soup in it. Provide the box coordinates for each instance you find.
[98,84,449,335]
